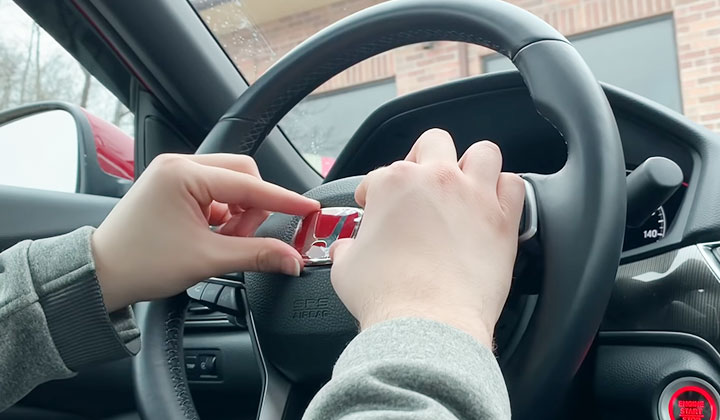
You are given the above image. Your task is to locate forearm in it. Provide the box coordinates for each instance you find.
[0,228,140,411]
[303,318,511,420]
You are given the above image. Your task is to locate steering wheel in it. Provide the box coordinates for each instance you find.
[133,0,626,418]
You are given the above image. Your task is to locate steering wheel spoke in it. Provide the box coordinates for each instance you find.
[519,178,539,244]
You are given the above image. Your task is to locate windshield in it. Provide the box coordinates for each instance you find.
[189,0,715,175]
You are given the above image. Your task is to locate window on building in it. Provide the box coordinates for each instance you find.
[484,16,683,112]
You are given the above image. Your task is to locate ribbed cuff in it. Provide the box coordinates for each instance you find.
[28,227,140,371]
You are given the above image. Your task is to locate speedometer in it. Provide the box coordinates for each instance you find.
[623,206,666,251]
[622,168,667,251]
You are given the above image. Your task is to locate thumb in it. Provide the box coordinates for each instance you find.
[330,238,354,264]
[208,234,303,277]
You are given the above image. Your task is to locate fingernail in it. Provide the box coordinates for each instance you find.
[282,257,301,277]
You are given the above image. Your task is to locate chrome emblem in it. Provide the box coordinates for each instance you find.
[293,207,363,266]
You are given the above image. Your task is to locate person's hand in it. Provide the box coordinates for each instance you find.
[92,154,320,312]
[330,129,525,348]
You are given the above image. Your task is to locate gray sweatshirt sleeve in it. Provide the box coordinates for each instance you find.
[303,318,511,420]
[0,227,140,412]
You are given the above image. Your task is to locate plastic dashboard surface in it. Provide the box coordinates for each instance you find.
[327,71,714,261]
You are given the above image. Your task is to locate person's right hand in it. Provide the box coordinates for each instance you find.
[92,154,319,313]
[329,129,525,349]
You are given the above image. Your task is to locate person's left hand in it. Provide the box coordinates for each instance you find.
[92,154,320,312]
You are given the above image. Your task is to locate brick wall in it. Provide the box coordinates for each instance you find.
[674,0,720,129]
[203,0,720,131]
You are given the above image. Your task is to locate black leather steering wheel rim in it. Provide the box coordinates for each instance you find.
[134,0,626,419]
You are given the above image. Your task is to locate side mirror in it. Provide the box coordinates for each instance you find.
[0,101,134,197]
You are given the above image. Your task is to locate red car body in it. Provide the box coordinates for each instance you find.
[84,110,337,179]
[83,110,134,181]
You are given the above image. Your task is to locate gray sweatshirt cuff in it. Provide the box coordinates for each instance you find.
[304,317,511,419]
[27,226,140,371]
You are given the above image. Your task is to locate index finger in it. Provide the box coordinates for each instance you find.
[191,164,320,216]
[405,128,458,165]
[183,153,262,178]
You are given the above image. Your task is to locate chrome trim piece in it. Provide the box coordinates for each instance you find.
[697,242,720,282]
[293,207,364,266]
[184,319,234,328]
[240,288,292,420]
[519,179,538,243]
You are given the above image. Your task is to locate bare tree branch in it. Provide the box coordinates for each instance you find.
[34,22,40,99]
[18,23,36,102]
[80,67,92,107]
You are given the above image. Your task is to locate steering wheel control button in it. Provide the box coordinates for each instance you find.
[186,282,207,301]
[198,355,217,376]
[200,282,223,305]
[185,350,221,380]
[659,377,720,420]
[184,355,197,375]
[215,286,239,314]
[293,207,363,266]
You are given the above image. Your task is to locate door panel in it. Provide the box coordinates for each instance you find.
[0,186,117,251]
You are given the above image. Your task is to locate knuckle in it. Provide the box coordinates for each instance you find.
[461,141,502,170]
[465,140,500,160]
[506,174,527,197]
[152,153,187,172]
[365,167,386,180]
[479,140,501,153]
[388,160,414,172]
[428,164,461,185]
[420,128,452,142]
[253,240,277,271]
[153,153,182,165]
[475,141,502,158]
[384,161,415,183]
[236,154,258,172]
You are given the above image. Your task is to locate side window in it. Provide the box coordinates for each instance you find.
[0,0,134,195]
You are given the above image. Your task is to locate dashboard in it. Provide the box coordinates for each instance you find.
[327,71,697,261]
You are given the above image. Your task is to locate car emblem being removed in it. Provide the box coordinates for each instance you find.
[293,207,363,266]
